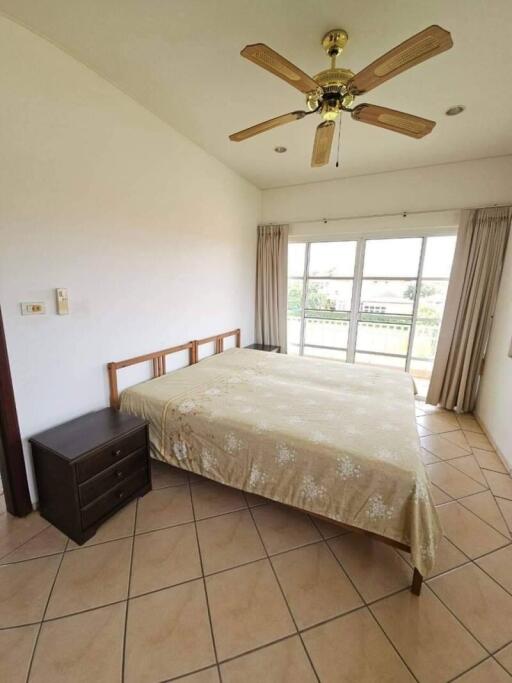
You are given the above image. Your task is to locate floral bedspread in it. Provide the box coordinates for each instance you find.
[120,348,441,575]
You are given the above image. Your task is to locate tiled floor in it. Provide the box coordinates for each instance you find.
[1,402,512,682]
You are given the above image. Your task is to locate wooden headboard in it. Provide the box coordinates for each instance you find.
[107,328,240,409]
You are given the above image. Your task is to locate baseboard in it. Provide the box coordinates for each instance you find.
[473,410,512,475]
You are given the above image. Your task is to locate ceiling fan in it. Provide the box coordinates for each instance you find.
[229,25,453,167]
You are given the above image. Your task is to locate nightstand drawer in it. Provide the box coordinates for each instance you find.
[77,429,146,483]
[81,467,148,529]
[78,448,147,507]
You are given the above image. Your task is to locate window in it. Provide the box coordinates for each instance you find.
[287,234,456,396]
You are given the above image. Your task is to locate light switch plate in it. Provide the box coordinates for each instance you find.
[21,302,45,315]
[56,288,69,315]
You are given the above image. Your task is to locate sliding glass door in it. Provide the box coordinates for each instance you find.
[287,234,456,395]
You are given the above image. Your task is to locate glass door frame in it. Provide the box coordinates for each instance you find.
[290,232,456,374]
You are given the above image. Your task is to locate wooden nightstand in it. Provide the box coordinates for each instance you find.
[245,343,280,353]
[30,408,151,545]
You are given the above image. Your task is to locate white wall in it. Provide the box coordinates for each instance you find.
[262,156,512,228]
[0,17,261,502]
[477,239,512,469]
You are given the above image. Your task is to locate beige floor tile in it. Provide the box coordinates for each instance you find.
[420,447,440,465]
[0,554,60,627]
[180,668,220,683]
[449,454,488,486]
[197,510,265,575]
[252,504,321,554]
[456,414,483,433]
[125,579,215,683]
[416,413,460,434]
[426,462,486,499]
[151,459,189,488]
[454,658,512,682]
[46,537,131,619]
[420,434,471,461]
[221,636,316,683]
[484,470,512,501]
[309,516,348,539]
[1,525,67,564]
[423,536,469,577]
[460,491,511,538]
[68,501,136,549]
[437,502,509,558]
[0,624,38,683]
[416,424,432,438]
[429,563,512,652]
[188,471,207,485]
[497,497,512,532]
[271,542,362,628]
[476,544,512,593]
[495,643,512,674]
[473,448,509,474]
[431,484,453,505]
[303,607,414,682]
[0,511,49,559]
[31,603,125,683]
[441,429,472,450]
[191,480,247,520]
[130,523,201,597]
[244,491,269,507]
[329,533,412,602]
[370,586,485,683]
[463,431,494,451]
[206,558,294,660]
[136,485,193,533]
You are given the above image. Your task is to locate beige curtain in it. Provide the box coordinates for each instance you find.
[427,206,511,412]
[255,224,288,351]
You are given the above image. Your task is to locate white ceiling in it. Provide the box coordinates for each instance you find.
[1,0,512,189]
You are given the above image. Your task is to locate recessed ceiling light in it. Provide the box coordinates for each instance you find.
[274,146,287,153]
[445,105,465,116]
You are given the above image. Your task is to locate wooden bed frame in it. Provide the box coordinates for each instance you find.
[107,327,423,595]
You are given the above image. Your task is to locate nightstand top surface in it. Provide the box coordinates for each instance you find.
[245,343,280,352]
[30,408,146,460]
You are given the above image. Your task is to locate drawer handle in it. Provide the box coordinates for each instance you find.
[117,490,124,499]
[115,470,124,479]
[113,449,122,457]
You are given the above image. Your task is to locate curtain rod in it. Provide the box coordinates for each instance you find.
[265,203,511,226]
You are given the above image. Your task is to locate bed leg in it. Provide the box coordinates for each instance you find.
[411,567,423,596]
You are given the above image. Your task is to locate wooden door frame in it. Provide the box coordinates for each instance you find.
[0,306,32,516]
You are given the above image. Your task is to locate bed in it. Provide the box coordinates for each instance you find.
[108,329,441,593]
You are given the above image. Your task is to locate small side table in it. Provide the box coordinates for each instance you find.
[245,343,280,353]
[30,408,151,545]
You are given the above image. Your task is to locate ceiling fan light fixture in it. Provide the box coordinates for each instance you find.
[445,105,465,116]
[321,101,340,122]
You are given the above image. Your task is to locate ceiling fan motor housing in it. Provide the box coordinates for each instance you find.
[307,67,355,119]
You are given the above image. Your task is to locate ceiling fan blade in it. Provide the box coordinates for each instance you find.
[351,104,435,138]
[241,43,319,94]
[311,121,335,167]
[229,111,306,141]
[348,25,453,95]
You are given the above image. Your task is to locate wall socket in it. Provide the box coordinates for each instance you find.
[21,302,46,315]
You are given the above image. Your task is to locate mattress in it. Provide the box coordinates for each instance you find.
[120,347,441,575]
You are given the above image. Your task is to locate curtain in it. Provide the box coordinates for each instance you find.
[427,206,511,412]
[255,224,288,351]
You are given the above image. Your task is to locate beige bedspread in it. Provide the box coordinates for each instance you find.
[121,348,441,575]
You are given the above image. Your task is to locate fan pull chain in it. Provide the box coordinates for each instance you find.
[335,115,342,167]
